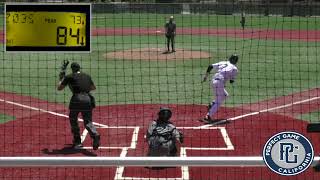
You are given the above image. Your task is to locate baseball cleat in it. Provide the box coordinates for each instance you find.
[199,115,215,124]
[207,102,215,111]
[72,143,83,150]
[199,115,230,125]
[72,137,82,149]
[200,119,230,126]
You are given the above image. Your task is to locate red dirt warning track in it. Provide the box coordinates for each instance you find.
[0,90,320,179]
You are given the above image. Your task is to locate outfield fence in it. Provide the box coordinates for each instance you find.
[91,2,320,16]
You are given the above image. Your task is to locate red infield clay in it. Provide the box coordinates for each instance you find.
[0,90,320,179]
[0,91,67,119]
[239,88,320,118]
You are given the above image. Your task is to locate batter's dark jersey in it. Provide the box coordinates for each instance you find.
[165,22,176,36]
[61,72,95,110]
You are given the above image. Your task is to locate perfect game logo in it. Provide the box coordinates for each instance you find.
[263,131,314,176]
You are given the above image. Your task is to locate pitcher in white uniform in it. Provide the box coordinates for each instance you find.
[202,54,239,122]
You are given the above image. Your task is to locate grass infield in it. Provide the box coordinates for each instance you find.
[91,13,320,30]
[0,14,319,107]
[0,114,15,124]
[300,111,320,123]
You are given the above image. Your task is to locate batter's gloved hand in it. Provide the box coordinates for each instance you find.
[202,74,208,83]
[230,80,235,84]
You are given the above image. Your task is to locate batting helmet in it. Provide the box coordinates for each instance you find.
[229,54,239,64]
[158,107,172,122]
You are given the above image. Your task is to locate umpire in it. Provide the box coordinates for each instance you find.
[165,16,176,52]
[57,61,100,150]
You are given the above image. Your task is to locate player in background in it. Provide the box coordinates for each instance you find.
[240,12,246,30]
[165,16,176,52]
[57,61,100,150]
[146,107,183,157]
[201,54,239,123]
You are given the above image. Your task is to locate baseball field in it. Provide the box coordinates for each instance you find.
[0,9,320,180]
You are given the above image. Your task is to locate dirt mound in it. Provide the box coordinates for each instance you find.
[104,48,211,61]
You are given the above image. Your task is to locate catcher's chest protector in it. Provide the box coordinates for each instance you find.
[148,122,177,156]
[152,122,174,140]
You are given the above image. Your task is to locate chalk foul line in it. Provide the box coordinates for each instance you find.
[199,96,320,128]
[0,98,108,128]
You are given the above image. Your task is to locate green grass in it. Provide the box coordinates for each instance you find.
[0,34,319,106]
[0,114,15,124]
[0,13,319,30]
[91,13,320,30]
[299,111,320,123]
[0,13,319,107]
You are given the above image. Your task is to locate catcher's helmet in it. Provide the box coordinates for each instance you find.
[229,54,239,64]
[71,62,80,73]
[158,107,172,122]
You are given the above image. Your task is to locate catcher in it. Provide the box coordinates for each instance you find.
[57,61,100,150]
[164,16,176,52]
[146,107,183,157]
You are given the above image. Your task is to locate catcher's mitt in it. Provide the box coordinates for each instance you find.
[59,60,69,80]
[179,131,184,144]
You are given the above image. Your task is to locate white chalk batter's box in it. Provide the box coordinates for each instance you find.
[81,126,139,149]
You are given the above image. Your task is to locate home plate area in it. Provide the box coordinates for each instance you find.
[80,125,234,179]
[43,103,320,179]
[81,126,140,150]
[1,92,320,179]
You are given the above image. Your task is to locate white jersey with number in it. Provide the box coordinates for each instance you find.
[207,61,238,118]
[212,61,238,82]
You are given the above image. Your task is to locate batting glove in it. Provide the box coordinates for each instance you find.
[202,74,208,82]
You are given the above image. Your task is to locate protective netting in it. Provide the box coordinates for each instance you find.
[0,1,320,180]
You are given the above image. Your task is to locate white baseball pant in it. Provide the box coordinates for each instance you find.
[207,78,229,118]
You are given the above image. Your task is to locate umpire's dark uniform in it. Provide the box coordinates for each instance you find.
[59,62,100,150]
[165,16,176,52]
